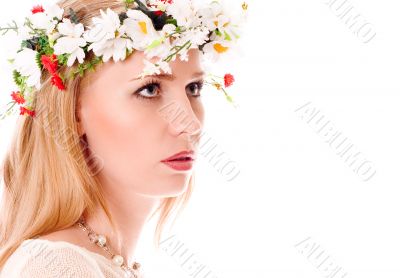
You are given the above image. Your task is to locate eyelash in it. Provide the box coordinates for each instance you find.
[133,78,205,101]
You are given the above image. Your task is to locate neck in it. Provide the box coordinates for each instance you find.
[82,185,161,266]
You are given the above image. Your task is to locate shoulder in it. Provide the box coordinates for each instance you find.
[1,239,105,278]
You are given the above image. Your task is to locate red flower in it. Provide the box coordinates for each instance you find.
[154,10,164,16]
[41,54,67,90]
[224,73,235,87]
[41,54,58,75]
[51,74,66,90]
[11,91,25,105]
[20,106,36,117]
[31,5,45,14]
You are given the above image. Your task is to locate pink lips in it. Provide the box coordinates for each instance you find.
[161,150,196,171]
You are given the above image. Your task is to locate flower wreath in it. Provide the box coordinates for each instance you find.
[0,0,248,118]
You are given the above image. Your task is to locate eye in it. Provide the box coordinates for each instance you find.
[186,80,204,98]
[134,79,161,101]
[133,79,204,101]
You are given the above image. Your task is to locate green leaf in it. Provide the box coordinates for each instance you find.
[35,52,43,71]
[165,18,178,27]
[224,31,232,41]
[146,38,163,50]
[126,47,134,57]
[13,70,22,86]
[230,28,240,40]
[0,20,18,36]
[57,54,69,66]
[78,64,85,77]
[124,0,135,9]
[72,56,103,78]
[37,36,53,55]
[12,70,28,92]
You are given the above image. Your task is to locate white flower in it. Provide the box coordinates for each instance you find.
[29,12,56,34]
[46,4,64,20]
[123,10,159,51]
[177,50,189,61]
[173,26,209,51]
[202,39,232,62]
[84,8,120,42]
[197,1,224,31]
[198,1,242,42]
[12,48,42,90]
[48,31,62,44]
[165,26,208,62]
[139,59,171,79]
[89,35,133,62]
[28,4,64,35]
[158,60,172,74]
[165,0,201,28]
[188,27,210,46]
[53,19,86,66]
[84,8,133,62]
[212,14,231,33]
[144,24,176,59]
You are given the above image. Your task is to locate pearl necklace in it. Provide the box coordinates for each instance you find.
[76,216,142,278]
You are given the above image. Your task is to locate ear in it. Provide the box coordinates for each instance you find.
[77,120,85,138]
[76,102,85,137]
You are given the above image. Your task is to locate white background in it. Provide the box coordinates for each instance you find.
[1,0,400,277]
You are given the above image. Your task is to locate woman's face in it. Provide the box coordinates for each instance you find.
[78,49,205,197]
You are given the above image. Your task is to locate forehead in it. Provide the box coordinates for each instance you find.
[82,49,203,87]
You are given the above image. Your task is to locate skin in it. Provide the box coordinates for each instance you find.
[38,48,205,267]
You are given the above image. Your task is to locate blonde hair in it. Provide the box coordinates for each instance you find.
[0,0,194,269]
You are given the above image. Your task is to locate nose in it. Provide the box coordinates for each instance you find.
[159,97,203,137]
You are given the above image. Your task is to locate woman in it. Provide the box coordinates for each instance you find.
[0,0,245,277]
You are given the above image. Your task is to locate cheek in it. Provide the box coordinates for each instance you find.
[80,96,164,180]
[193,100,205,124]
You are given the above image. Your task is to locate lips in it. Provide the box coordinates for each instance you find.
[161,150,195,162]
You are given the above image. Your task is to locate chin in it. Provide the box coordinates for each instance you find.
[142,174,192,198]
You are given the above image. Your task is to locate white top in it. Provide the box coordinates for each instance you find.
[0,238,144,278]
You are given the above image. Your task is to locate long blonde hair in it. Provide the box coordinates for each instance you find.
[0,0,194,269]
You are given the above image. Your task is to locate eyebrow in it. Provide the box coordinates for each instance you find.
[130,71,205,82]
